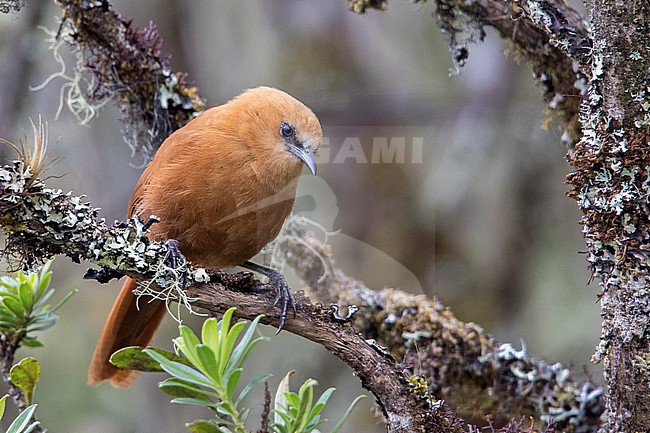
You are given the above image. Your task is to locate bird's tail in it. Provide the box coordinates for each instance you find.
[88,277,167,388]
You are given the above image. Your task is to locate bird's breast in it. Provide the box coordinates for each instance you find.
[140,154,301,269]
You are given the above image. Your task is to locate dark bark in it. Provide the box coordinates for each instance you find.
[5,0,648,431]
[276,222,604,431]
[566,2,650,432]
[0,160,461,433]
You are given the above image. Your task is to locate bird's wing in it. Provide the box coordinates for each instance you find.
[128,160,158,219]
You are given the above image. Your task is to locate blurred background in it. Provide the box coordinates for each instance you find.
[0,1,598,432]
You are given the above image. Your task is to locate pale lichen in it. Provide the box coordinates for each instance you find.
[41,0,206,165]
[565,0,650,426]
[0,0,23,13]
[278,224,604,432]
[0,160,206,317]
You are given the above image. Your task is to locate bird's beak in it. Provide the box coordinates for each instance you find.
[288,144,317,175]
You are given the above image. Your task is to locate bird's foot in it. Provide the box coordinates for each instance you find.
[241,261,296,333]
[164,239,188,285]
[268,271,296,332]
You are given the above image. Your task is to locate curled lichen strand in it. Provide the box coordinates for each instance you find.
[49,0,206,165]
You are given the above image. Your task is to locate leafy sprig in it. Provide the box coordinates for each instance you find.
[144,308,268,433]
[116,308,364,433]
[0,394,38,433]
[273,372,365,433]
[0,260,76,348]
[0,260,74,433]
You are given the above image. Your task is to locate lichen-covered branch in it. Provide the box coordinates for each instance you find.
[350,0,591,147]
[276,222,604,432]
[565,2,650,432]
[0,161,466,433]
[186,278,465,433]
[52,0,205,164]
[0,160,208,292]
[0,0,23,13]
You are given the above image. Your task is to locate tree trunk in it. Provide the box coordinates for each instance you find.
[567,2,650,431]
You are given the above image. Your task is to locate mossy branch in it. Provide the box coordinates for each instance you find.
[276,221,604,432]
[51,0,205,165]
[0,158,215,293]
[0,157,601,431]
[0,160,466,433]
[350,0,591,147]
[21,0,603,430]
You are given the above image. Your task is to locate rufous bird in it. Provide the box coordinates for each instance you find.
[88,86,322,388]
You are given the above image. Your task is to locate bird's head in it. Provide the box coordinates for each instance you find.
[231,86,322,176]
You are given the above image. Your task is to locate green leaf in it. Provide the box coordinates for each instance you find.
[0,307,17,317]
[159,378,217,401]
[144,349,213,388]
[31,290,53,311]
[295,379,316,429]
[196,344,218,380]
[35,261,52,298]
[200,318,219,354]
[327,394,366,433]
[17,282,33,310]
[112,346,192,372]
[220,321,244,374]
[34,274,51,303]
[218,308,235,375]
[26,320,57,333]
[273,412,293,433]
[0,278,16,291]
[6,403,37,433]
[226,314,264,373]
[304,415,324,432]
[306,387,335,427]
[208,415,235,427]
[177,325,202,367]
[10,358,40,405]
[3,296,25,318]
[235,373,271,407]
[0,394,8,420]
[49,289,78,313]
[224,368,241,401]
[285,392,300,412]
[171,397,218,407]
[274,371,293,428]
[240,407,251,424]
[15,272,29,286]
[20,337,43,348]
[186,419,222,433]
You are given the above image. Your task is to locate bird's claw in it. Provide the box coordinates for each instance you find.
[241,261,295,333]
[267,273,296,333]
[164,239,188,285]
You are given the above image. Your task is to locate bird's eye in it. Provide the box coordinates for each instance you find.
[280,122,295,139]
